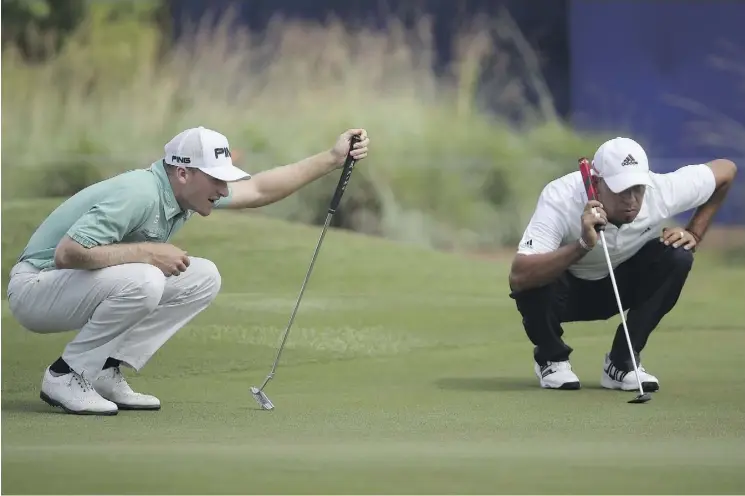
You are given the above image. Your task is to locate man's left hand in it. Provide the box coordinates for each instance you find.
[330,129,369,167]
[661,227,699,251]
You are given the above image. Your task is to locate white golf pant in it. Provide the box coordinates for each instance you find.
[6,257,221,376]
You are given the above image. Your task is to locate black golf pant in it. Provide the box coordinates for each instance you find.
[510,240,694,371]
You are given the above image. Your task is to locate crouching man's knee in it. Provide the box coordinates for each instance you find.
[666,246,694,275]
[126,264,168,312]
[184,257,222,302]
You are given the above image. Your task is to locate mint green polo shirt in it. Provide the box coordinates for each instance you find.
[17,160,233,270]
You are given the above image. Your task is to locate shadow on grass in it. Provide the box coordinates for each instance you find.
[1,399,69,415]
[435,376,539,392]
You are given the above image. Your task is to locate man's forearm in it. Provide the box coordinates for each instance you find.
[686,159,738,241]
[250,150,339,206]
[686,181,733,241]
[509,241,589,292]
[55,238,150,270]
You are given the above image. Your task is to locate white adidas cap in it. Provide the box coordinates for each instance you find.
[163,126,250,182]
[592,137,652,193]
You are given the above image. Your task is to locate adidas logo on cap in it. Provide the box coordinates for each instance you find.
[621,154,638,166]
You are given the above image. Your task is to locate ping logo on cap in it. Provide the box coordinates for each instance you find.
[214,147,231,159]
[171,155,191,164]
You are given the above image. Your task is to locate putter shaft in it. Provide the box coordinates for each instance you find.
[257,211,334,393]
[250,137,360,408]
[598,231,647,395]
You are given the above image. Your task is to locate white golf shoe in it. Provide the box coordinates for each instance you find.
[601,354,660,392]
[92,367,161,410]
[534,360,581,390]
[40,367,118,415]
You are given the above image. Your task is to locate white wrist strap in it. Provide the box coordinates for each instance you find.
[578,237,592,251]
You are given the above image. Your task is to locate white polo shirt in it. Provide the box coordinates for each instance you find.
[516,163,717,280]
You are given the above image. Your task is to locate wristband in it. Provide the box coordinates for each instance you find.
[578,236,592,251]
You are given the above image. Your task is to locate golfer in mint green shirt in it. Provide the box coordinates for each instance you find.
[7,125,370,416]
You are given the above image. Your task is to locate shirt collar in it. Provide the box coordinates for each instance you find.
[151,160,183,220]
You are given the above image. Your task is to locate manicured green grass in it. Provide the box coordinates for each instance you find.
[2,199,744,494]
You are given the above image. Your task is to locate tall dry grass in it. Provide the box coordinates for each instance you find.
[1,6,611,251]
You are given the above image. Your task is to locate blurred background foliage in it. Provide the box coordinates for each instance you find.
[1,0,612,251]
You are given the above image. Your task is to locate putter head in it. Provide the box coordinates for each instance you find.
[628,393,652,404]
[250,386,274,410]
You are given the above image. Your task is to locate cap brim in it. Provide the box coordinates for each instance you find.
[604,172,652,193]
[200,165,251,182]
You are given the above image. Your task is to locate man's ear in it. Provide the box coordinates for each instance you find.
[174,166,191,183]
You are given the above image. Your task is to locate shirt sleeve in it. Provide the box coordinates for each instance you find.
[66,191,157,248]
[516,188,568,255]
[653,164,717,218]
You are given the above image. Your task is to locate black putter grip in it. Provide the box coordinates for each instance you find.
[328,135,361,214]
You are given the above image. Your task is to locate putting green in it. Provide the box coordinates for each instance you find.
[3,200,744,494]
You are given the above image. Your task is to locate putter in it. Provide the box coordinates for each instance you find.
[250,135,362,410]
[579,158,652,404]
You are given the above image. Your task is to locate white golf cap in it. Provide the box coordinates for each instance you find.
[592,137,652,193]
[163,126,251,182]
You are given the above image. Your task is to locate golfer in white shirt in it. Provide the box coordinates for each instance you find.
[508,137,737,391]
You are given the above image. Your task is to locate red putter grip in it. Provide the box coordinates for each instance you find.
[578,157,604,233]
[578,157,597,201]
